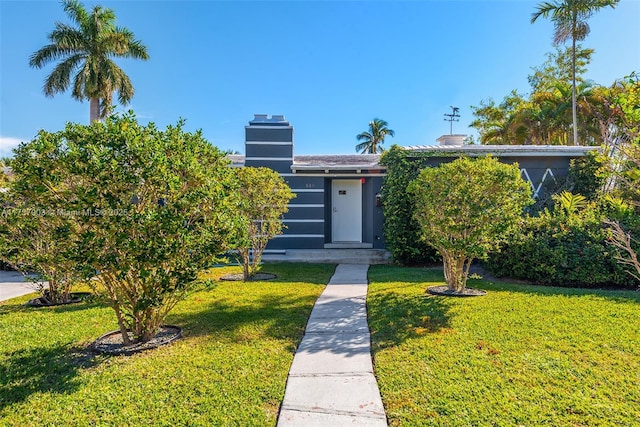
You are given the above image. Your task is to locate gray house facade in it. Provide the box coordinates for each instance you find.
[231,114,386,251]
[231,114,597,252]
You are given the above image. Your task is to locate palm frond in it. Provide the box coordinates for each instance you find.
[355,118,394,153]
[43,53,85,97]
[100,93,114,118]
[63,0,89,27]
[86,5,116,41]
[50,23,86,49]
[72,62,91,100]
[107,61,134,105]
[355,141,371,153]
[29,44,68,68]
[356,131,373,142]
[553,21,574,44]
[103,28,150,60]
[116,75,134,105]
[531,1,560,23]
[123,38,150,60]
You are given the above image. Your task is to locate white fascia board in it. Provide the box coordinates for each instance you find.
[245,141,293,145]
[245,125,294,130]
[290,173,386,177]
[291,164,385,171]
[274,234,324,238]
[245,157,293,161]
[402,145,599,157]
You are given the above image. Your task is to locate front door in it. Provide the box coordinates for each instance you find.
[331,179,362,242]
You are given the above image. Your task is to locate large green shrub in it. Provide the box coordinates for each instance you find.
[380,145,595,265]
[1,135,83,303]
[74,115,239,343]
[487,192,636,288]
[379,146,438,265]
[568,151,605,200]
[232,166,295,281]
[409,156,533,292]
[601,73,640,283]
[5,113,240,344]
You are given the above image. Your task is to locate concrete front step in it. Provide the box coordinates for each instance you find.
[262,249,391,265]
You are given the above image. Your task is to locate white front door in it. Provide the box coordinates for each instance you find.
[331,179,362,242]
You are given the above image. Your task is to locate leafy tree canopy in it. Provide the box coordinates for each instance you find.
[531,0,619,145]
[528,45,594,92]
[4,113,239,344]
[470,50,626,146]
[601,73,640,283]
[231,166,295,280]
[409,156,533,292]
[1,135,83,303]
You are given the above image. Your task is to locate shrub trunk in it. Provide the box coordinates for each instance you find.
[442,250,473,292]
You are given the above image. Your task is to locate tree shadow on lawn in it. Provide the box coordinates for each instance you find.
[0,298,105,318]
[368,266,640,353]
[371,264,640,305]
[175,263,335,347]
[368,286,454,353]
[358,265,453,352]
[468,277,640,304]
[367,264,639,356]
[0,299,109,410]
[204,262,337,286]
[169,292,322,351]
[0,343,105,411]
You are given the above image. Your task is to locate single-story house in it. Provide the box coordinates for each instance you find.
[229,114,598,252]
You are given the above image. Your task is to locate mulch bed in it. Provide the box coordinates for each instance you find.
[91,325,182,356]
[26,292,93,307]
[427,285,487,297]
[220,272,277,281]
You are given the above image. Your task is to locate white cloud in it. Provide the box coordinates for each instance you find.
[0,136,25,158]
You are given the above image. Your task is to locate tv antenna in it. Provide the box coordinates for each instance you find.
[444,106,460,135]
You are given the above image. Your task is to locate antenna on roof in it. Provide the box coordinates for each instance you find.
[444,106,460,135]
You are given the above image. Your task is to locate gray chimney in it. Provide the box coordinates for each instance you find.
[244,114,294,173]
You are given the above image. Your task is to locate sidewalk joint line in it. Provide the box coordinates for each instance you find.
[280,405,387,420]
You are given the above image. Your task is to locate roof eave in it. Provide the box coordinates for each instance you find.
[402,145,599,157]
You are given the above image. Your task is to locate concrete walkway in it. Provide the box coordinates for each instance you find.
[0,270,39,302]
[277,264,387,426]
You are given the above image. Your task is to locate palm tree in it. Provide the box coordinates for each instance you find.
[356,118,395,154]
[29,0,149,122]
[531,0,619,146]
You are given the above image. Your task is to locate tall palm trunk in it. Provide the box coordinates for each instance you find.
[90,97,101,123]
[571,37,579,145]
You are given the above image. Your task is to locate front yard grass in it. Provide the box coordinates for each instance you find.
[368,265,640,426]
[0,263,335,426]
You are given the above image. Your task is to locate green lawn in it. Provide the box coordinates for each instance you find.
[0,263,335,426]
[368,265,640,427]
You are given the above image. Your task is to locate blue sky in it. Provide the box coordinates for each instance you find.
[1,0,638,157]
